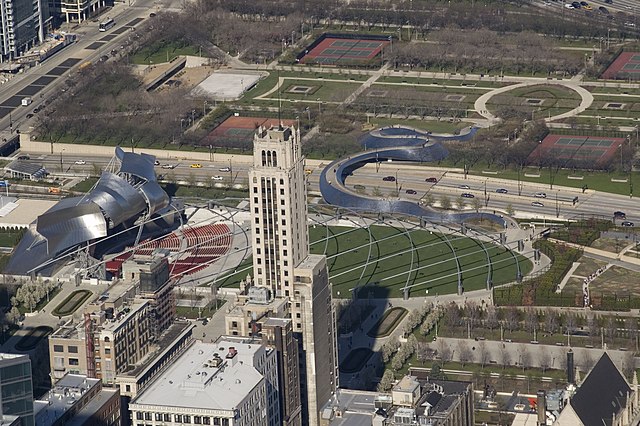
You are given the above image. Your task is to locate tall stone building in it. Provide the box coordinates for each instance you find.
[228,124,338,426]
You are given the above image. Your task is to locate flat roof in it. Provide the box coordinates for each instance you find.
[122,321,193,378]
[132,339,268,411]
[65,388,118,426]
[0,198,57,227]
[101,300,148,332]
[35,374,101,426]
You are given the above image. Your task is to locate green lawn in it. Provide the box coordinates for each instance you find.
[130,41,202,65]
[210,224,531,299]
[464,166,637,196]
[70,177,98,193]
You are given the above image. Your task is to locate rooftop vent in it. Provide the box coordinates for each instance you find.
[226,347,237,359]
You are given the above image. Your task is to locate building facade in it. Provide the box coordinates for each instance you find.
[247,124,338,426]
[261,317,302,426]
[0,354,33,426]
[49,283,153,386]
[0,0,47,62]
[129,338,279,426]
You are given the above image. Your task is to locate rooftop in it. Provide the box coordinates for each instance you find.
[121,321,193,378]
[570,352,632,426]
[100,300,148,332]
[393,376,419,394]
[34,374,101,426]
[65,388,118,426]
[132,339,269,411]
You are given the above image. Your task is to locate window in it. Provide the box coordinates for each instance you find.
[296,313,301,318]
[164,414,171,421]
[68,346,78,353]
[155,413,163,421]
[194,416,202,424]
[53,345,63,352]
[105,348,111,355]
[283,239,287,246]
[255,218,259,224]
[184,415,191,423]
[281,219,286,225]
[144,413,151,421]
[203,418,211,425]
[232,321,238,328]
[69,358,79,366]
[175,414,182,422]
[136,412,143,420]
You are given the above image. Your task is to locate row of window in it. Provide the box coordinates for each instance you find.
[53,344,78,353]
[134,412,230,425]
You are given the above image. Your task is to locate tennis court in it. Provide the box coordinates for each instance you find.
[202,116,296,147]
[601,52,640,80]
[527,134,626,166]
[300,35,390,65]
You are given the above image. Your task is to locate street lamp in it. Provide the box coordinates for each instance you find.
[60,148,65,172]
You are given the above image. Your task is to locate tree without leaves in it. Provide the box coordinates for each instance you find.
[457,341,473,367]
[505,307,520,333]
[439,195,452,211]
[538,350,551,373]
[524,309,538,334]
[485,307,499,330]
[478,341,490,368]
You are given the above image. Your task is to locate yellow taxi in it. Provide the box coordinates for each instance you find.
[190,163,203,168]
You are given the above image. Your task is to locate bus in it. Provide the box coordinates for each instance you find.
[99,18,115,31]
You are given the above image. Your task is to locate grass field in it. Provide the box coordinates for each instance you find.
[592,266,640,297]
[130,41,202,65]
[212,224,532,299]
[52,290,92,317]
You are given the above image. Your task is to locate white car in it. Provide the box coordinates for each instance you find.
[534,192,547,198]
[564,3,574,8]
[532,201,545,207]
[161,164,176,169]
[212,176,224,181]
[219,167,231,172]
[74,160,86,165]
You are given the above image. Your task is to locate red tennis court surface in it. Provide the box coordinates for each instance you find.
[527,134,626,166]
[202,116,296,147]
[601,52,640,80]
[301,36,390,65]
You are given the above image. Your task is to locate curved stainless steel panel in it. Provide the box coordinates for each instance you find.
[118,151,157,182]
[87,172,147,226]
[319,126,506,225]
[37,202,107,255]
[139,181,170,216]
